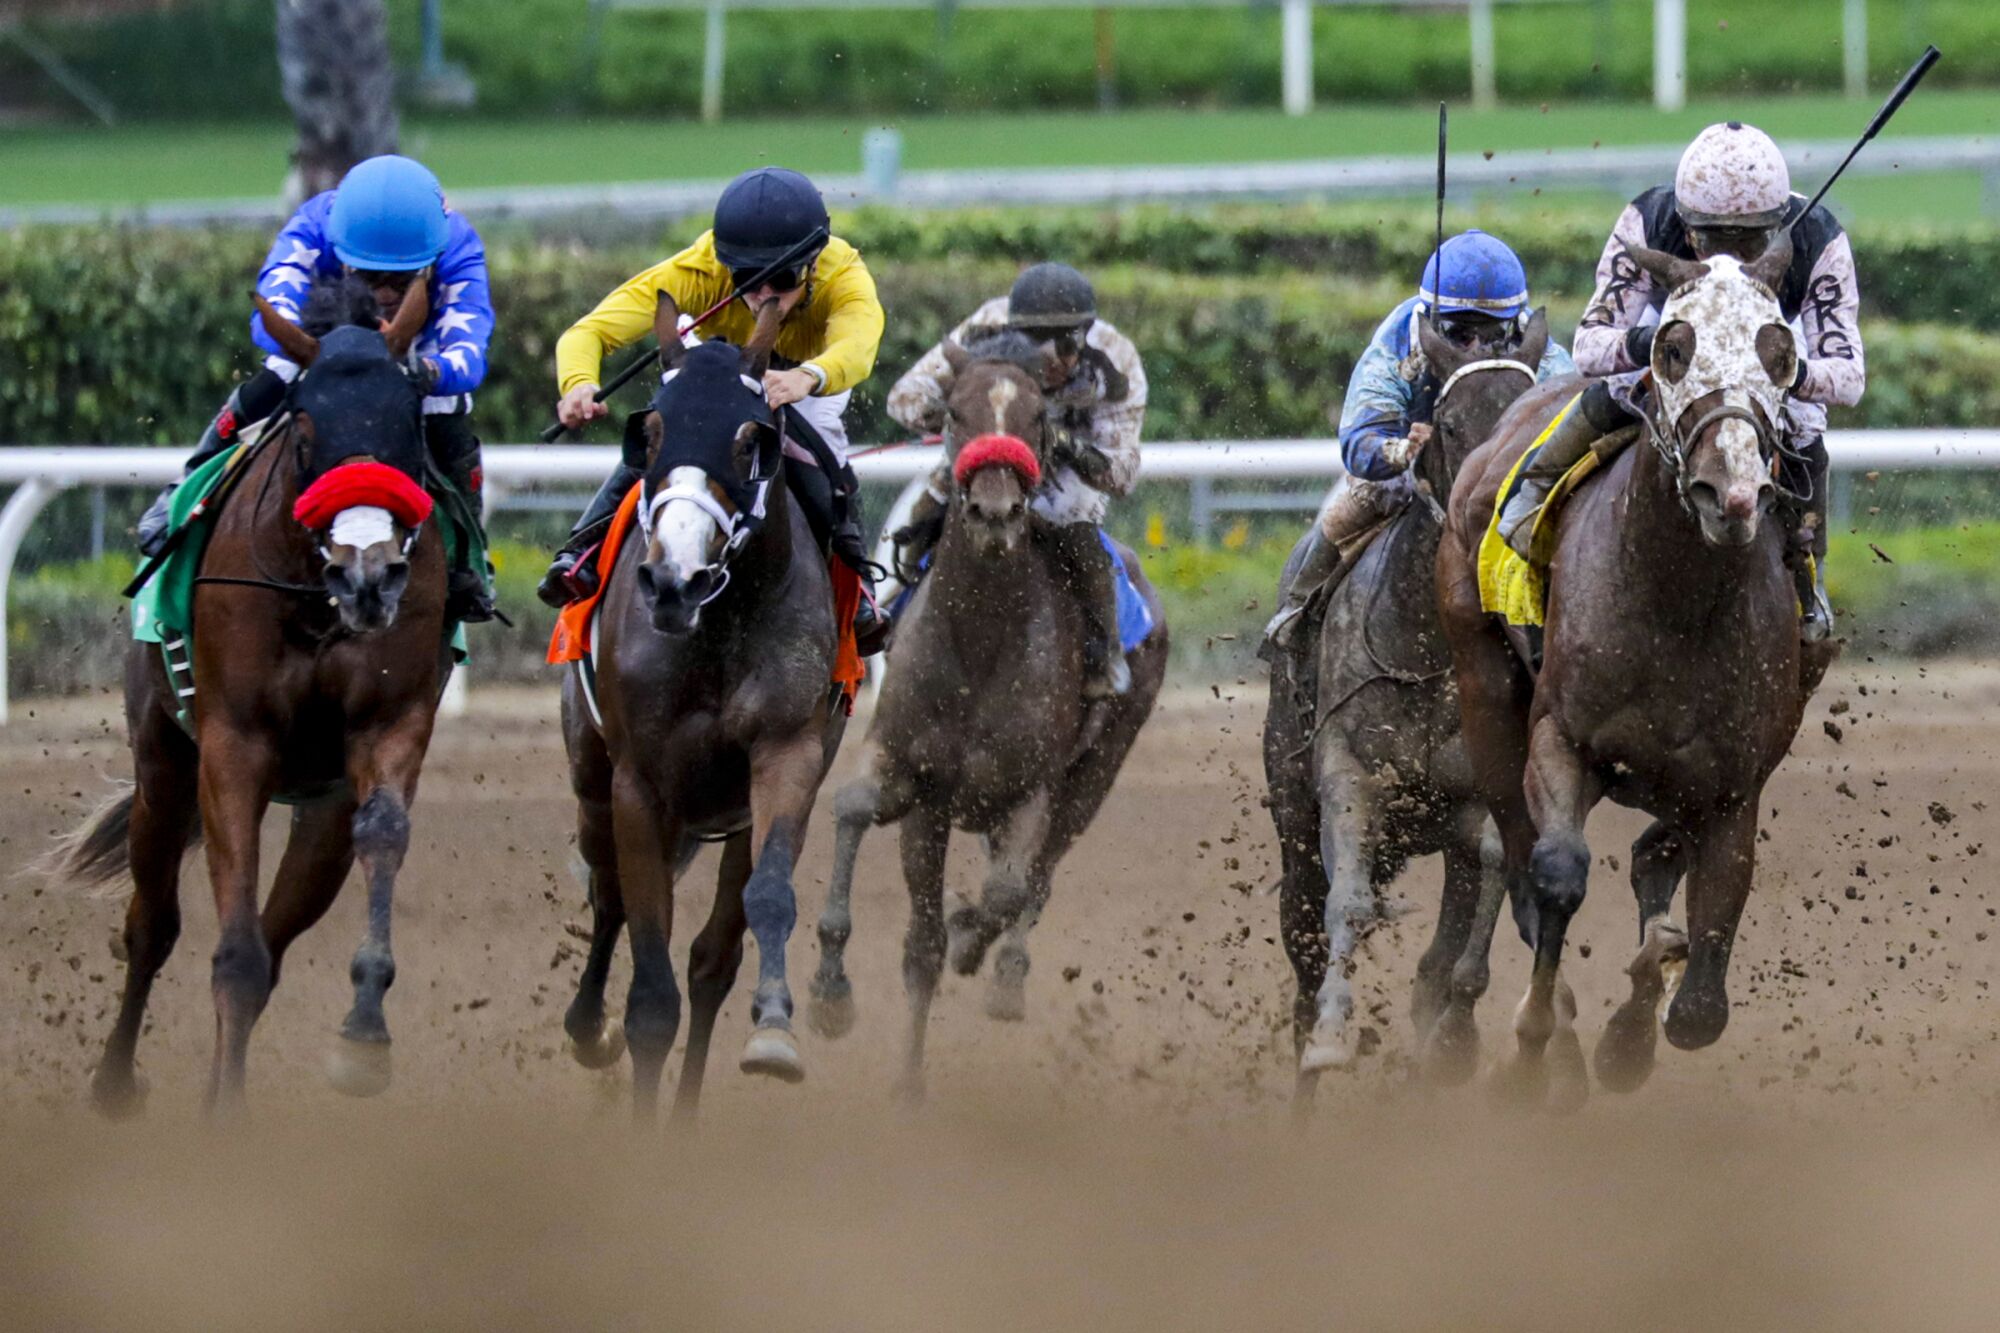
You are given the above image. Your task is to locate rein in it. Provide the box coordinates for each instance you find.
[639,430,782,612]
[1643,392,1809,517]
[191,412,325,599]
[1434,356,1534,405]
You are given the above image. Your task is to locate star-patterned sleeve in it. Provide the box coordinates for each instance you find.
[416,216,495,396]
[250,192,343,366]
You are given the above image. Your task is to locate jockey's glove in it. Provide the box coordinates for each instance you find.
[1378,435,1421,472]
[1056,439,1115,488]
[1624,324,1657,368]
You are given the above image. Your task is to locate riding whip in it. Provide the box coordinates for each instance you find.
[121,436,264,599]
[1798,44,1941,220]
[540,225,831,442]
[1429,102,1447,311]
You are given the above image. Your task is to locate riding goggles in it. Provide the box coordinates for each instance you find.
[730,263,809,295]
[350,267,429,295]
[1434,312,1511,348]
[1020,319,1095,358]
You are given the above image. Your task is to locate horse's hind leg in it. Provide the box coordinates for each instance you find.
[1297,761,1381,1078]
[674,831,751,1122]
[94,717,199,1118]
[1594,820,1691,1093]
[976,791,1055,1023]
[895,803,951,1105]
[198,727,282,1118]
[737,729,826,1084]
[614,765,683,1123]
[263,799,358,983]
[1412,809,1484,1045]
[1419,815,1498,1087]
[565,772,628,1070]
[812,744,902,1040]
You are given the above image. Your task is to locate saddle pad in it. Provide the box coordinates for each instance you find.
[130,445,241,648]
[1477,392,1605,630]
[1101,529,1156,656]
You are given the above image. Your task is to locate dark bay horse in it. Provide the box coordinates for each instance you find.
[53,277,447,1115]
[808,333,1167,1102]
[1263,310,1549,1102]
[1438,247,1838,1105]
[559,301,852,1121]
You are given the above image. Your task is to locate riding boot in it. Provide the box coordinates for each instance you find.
[1786,435,1834,642]
[137,369,287,557]
[1047,522,1128,699]
[538,461,642,608]
[1259,528,1342,659]
[425,413,498,625]
[1497,380,1629,559]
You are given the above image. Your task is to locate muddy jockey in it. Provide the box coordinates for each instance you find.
[884,262,1148,699]
[137,154,499,624]
[541,166,889,651]
[1261,229,1574,653]
[1494,120,1865,642]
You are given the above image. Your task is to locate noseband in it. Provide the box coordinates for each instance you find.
[1433,356,1535,406]
[639,439,780,612]
[1643,392,1806,516]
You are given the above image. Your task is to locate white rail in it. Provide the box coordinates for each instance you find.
[0,428,1994,721]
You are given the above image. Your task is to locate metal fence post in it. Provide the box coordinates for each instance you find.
[1280,0,1312,117]
[1469,0,1497,111]
[1653,0,1686,112]
[701,0,727,123]
[1843,0,1867,98]
[1190,475,1215,544]
[0,478,62,724]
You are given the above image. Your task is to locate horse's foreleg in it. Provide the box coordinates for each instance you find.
[1412,807,1484,1041]
[1420,813,1498,1087]
[198,727,281,1118]
[263,799,358,984]
[329,712,433,1099]
[738,729,825,1084]
[1594,820,1691,1092]
[811,746,891,1040]
[896,803,951,1105]
[613,764,682,1123]
[565,788,628,1070]
[974,790,1055,1023]
[1298,766,1379,1077]
[94,731,198,1119]
[1665,804,1759,1052]
[675,831,750,1121]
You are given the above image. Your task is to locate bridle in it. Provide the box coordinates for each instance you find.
[1417,354,1538,522]
[639,424,781,612]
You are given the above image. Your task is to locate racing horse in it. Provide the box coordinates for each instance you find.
[557,299,853,1121]
[1263,309,1550,1104]
[1437,241,1838,1104]
[808,332,1168,1102]
[53,275,447,1115]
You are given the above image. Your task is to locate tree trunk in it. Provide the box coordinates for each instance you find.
[275,0,399,202]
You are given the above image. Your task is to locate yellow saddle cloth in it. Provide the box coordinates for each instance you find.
[1476,392,1604,630]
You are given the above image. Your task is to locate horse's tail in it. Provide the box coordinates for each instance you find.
[37,781,197,892]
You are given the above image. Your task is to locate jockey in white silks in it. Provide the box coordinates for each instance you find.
[1261,229,1575,653]
[1497,121,1865,641]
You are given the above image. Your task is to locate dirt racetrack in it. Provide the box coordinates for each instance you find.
[5,658,2000,1328]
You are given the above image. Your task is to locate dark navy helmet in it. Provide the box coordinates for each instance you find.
[1007,262,1097,331]
[1419,229,1529,320]
[712,167,830,272]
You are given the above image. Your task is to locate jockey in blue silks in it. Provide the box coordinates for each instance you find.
[137,154,498,622]
[1262,229,1575,652]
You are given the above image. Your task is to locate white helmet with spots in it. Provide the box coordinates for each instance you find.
[1675,121,1792,229]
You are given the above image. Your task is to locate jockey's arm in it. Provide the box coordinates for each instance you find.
[249,193,341,374]
[887,341,956,434]
[1337,325,1418,481]
[800,248,885,397]
[425,221,494,397]
[1573,204,1658,377]
[1081,343,1146,497]
[1793,232,1865,408]
[554,256,690,398]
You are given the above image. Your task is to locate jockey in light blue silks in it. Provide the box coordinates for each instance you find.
[1261,229,1575,651]
[137,154,498,622]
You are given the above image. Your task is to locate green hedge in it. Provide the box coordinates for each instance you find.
[19,0,1997,120]
[5,216,1998,454]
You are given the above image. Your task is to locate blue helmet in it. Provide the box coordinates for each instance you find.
[328,155,450,272]
[1419,229,1529,320]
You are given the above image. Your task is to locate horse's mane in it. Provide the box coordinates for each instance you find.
[299,274,383,337]
[960,329,1047,380]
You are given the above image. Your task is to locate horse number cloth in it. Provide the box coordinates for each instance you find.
[1477,391,1605,630]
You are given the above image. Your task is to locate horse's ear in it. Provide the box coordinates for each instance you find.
[1417,312,1473,379]
[941,338,972,376]
[654,290,687,372]
[1624,245,1706,293]
[643,411,666,471]
[381,277,429,360]
[732,420,763,477]
[254,293,320,366]
[1513,306,1550,371]
[1744,226,1795,294]
[743,298,784,380]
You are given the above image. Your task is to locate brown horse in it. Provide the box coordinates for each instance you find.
[1262,310,1549,1102]
[558,300,852,1121]
[808,332,1167,1102]
[1437,246,1837,1104]
[52,276,446,1115]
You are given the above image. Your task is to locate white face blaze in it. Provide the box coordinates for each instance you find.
[652,465,725,583]
[1654,255,1788,495]
[329,505,395,551]
[985,375,1019,432]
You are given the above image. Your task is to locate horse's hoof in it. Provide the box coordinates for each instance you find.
[1299,1036,1357,1075]
[740,1027,806,1084]
[326,1036,393,1098]
[808,983,857,1040]
[1487,1052,1548,1110]
[108,928,129,965]
[1663,990,1730,1051]
[89,1068,147,1120]
[1422,1004,1481,1087]
[1546,1027,1590,1115]
[1409,974,1448,1040]
[945,904,988,976]
[1593,999,1661,1094]
[568,1022,627,1071]
[984,979,1026,1023]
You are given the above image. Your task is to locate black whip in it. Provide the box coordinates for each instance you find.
[1799,44,1941,220]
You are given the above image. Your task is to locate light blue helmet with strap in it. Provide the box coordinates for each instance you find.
[1419,229,1529,320]
[328,155,450,272]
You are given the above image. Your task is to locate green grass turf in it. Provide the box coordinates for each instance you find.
[6,88,1998,223]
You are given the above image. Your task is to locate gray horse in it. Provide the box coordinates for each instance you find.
[1263,311,1551,1104]
[809,333,1168,1102]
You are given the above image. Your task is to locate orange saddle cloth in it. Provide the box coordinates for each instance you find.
[547,485,863,707]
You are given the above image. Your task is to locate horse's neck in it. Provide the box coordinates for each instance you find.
[725,477,799,606]
[208,430,317,577]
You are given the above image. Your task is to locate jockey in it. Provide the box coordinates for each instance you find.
[543,166,887,650]
[1499,120,1864,641]
[137,154,498,623]
[885,262,1146,699]
[1261,229,1575,653]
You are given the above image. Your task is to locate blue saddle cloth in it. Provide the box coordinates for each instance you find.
[889,527,1152,655]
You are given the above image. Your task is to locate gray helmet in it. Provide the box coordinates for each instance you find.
[1007,262,1096,331]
